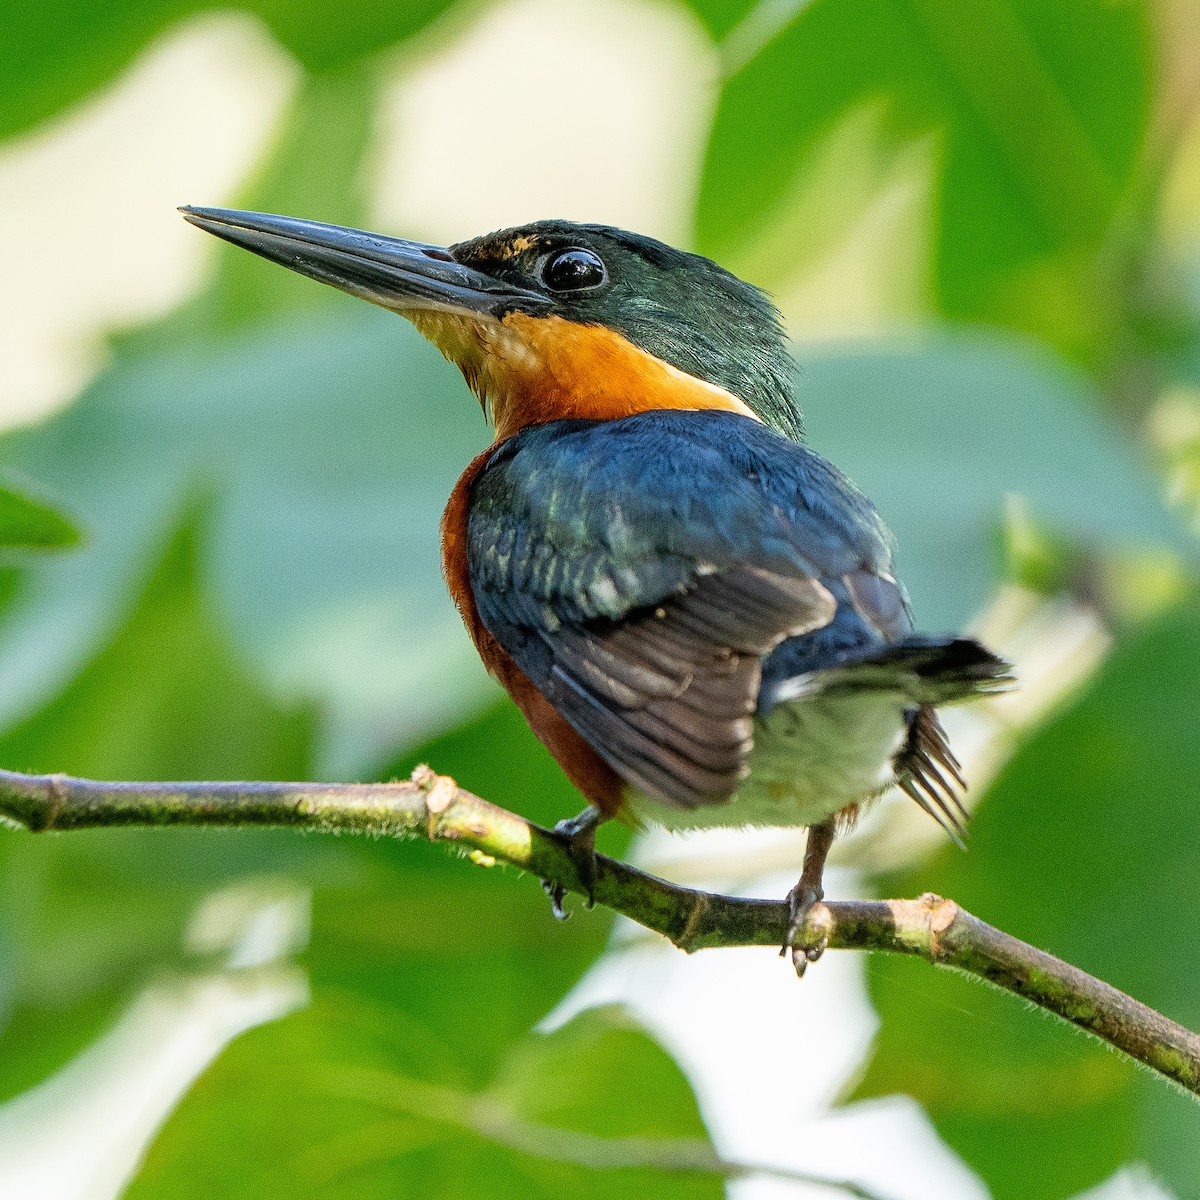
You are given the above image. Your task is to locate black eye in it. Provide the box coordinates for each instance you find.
[540,247,607,293]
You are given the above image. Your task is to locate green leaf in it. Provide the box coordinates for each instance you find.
[799,332,1188,630]
[0,306,493,778]
[0,511,328,1101]
[130,1005,721,1198]
[0,0,179,142]
[681,0,758,41]
[698,0,1152,357]
[0,513,311,781]
[0,509,622,1162]
[494,1007,713,1144]
[0,0,458,141]
[248,0,459,72]
[490,1007,723,1194]
[0,481,80,551]
[853,597,1200,1199]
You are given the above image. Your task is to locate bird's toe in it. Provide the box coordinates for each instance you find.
[545,805,602,914]
[782,881,826,977]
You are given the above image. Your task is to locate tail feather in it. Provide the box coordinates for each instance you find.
[884,639,1011,844]
[895,705,970,846]
[858,636,1014,705]
[763,635,1013,709]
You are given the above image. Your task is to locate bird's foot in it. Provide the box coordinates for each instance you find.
[542,805,601,918]
[782,882,828,977]
[781,819,837,977]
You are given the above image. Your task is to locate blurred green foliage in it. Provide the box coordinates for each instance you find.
[0,0,457,137]
[701,0,1153,364]
[133,1006,720,1198]
[2,0,1200,1196]
[0,481,80,551]
[856,600,1200,1198]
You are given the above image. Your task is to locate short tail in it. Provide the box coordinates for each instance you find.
[860,635,1014,706]
[765,635,1013,708]
[879,638,1011,846]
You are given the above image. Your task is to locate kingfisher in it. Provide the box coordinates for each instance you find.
[181,206,1010,971]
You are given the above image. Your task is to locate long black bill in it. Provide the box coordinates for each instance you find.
[179,207,549,317]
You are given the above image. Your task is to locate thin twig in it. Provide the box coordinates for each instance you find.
[0,764,1197,1099]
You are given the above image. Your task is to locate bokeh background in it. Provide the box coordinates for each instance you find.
[2,0,1200,1196]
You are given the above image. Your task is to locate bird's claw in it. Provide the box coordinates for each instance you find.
[782,882,827,977]
[780,819,836,977]
[542,878,570,920]
[541,805,601,916]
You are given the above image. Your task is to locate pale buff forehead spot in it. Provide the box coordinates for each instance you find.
[455,231,543,266]
[494,234,539,261]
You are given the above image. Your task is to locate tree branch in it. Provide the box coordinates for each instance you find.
[1,764,1197,1100]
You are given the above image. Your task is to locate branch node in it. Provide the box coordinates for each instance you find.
[409,763,437,794]
[425,775,458,816]
[411,764,459,838]
[928,895,959,933]
[38,772,68,832]
[914,892,960,960]
[675,891,711,952]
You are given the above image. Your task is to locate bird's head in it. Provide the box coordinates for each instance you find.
[181,208,801,443]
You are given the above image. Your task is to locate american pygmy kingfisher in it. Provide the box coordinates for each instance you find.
[182,206,1010,971]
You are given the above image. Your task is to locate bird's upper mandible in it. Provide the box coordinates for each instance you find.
[179,208,805,443]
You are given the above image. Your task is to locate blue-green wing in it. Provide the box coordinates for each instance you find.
[467,410,906,809]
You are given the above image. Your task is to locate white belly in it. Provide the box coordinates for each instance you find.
[629,691,910,832]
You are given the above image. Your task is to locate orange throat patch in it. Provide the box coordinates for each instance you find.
[412,309,759,441]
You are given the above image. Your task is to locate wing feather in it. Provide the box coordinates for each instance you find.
[468,411,897,810]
